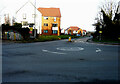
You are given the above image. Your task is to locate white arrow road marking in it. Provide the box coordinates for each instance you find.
[42,49,66,55]
[96,48,102,53]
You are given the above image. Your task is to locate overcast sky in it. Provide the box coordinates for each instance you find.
[0,0,119,31]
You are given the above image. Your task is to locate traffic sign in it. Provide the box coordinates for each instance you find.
[99,31,102,33]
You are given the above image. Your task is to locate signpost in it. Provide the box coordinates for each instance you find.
[99,31,102,34]
[99,25,102,41]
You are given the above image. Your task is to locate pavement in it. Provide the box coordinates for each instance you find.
[1,37,120,83]
[76,36,120,45]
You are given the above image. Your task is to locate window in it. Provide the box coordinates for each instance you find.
[54,17,56,22]
[44,23,48,26]
[69,30,71,35]
[32,14,34,18]
[44,17,48,20]
[32,14,37,18]
[29,23,35,27]
[44,30,48,33]
[52,24,58,27]
[22,21,28,26]
[23,13,26,19]
[53,30,57,34]
[83,32,85,35]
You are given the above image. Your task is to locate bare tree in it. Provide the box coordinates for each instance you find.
[12,16,15,26]
[4,14,10,25]
[98,0,118,21]
[93,0,120,40]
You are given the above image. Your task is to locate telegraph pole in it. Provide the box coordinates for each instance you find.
[34,0,36,38]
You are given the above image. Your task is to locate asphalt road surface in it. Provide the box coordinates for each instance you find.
[2,37,120,82]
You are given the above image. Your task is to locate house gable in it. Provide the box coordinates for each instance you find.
[65,26,83,35]
[16,1,42,23]
[16,1,42,34]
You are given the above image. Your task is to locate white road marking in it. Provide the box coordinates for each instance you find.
[42,50,48,52]
[96,48,102,53]
[42,49,66,55]
[78,47,84,50]
[74,40,84,43]
[57,47,84,51]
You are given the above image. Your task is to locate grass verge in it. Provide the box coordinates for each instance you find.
[92,38,120,43]
[4,35,82,43]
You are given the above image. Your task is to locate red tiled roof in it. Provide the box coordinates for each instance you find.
[83,30,87,32]
[38,7,61,17]
[66,26,80,31]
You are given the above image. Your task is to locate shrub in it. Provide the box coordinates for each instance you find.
[13,23,22,28]
[36,35,59,42]
[58,35,80,39]
[2,24,30,40]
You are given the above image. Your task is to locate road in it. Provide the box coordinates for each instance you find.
[2,37,120,82]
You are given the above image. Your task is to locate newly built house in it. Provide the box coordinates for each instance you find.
[16,1,61,36]
[38,8,61,36]
[64,26,83,36]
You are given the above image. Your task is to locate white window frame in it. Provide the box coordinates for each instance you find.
[32,14,37,18]
[54,17,56,22]
[22,21,28,26]
[44,17,48,20]
[23,13,26,19]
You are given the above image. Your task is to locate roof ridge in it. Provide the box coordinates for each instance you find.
[16,1,37,14]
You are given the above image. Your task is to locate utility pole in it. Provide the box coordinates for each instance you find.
[34,0,36,38]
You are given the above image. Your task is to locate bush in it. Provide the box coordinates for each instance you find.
[58,35,80,39]
[13,23,22,28]
[36,35,59,42]
[36,35,80,42]
[2,24,30,40]
[20,28,30,40]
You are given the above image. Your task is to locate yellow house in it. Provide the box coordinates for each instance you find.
[38,8,61,36]
[78,28,83,36]
[64,26,83,36]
